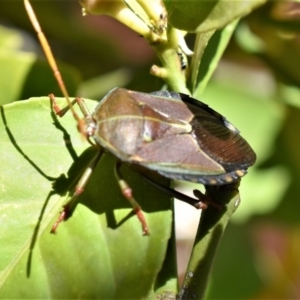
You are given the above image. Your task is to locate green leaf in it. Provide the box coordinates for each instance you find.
[0,24,80,106]
[78,68,132,99]
[0,50,80,106]
[0,98,175,298]
[189,30,215,94]
[0,50,34,105]
[191,20,239,95]
[206,223,261,299]
[0,24,23,51]
[164,0,266,32]
[179,182,241,299]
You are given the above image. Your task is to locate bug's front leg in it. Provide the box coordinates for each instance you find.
[51,151,103,233]
[49,93,77,117]
[114,162,149,236]
[49,94,96,142]
[49,94,92,118]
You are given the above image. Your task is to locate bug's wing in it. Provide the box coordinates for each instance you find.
[187,102,256,172]
[132,92,256,185]
[95,88,256,184]
[131,132,249,185]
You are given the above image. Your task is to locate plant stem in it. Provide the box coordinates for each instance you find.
[178,181,241,299]
[151,26,191,94]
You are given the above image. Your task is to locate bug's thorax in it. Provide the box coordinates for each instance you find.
[91,88,192,161]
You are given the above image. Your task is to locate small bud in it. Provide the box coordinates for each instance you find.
[150,65,167,78]
[79,0,167,43]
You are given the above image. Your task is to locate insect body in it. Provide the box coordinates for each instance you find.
[24,0,256,235]
[50,87,256,235]
[89,88,255,186]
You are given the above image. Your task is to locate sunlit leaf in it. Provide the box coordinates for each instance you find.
[0,51,79,106]
[190,19,239,95]
[164,0,265,32]
[0,98,175,298]
[0,24,23,51]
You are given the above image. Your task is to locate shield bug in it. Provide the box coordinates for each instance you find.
[24,0,256,236]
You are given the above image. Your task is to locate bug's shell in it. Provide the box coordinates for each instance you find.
[92,88,256,185]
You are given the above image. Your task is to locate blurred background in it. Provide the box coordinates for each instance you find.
[1,0,300,298]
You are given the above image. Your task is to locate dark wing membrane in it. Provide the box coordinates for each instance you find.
[184,97,256,171]
[192,117,256,170]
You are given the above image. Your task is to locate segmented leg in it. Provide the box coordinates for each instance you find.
[140,174,223,211]
[193,189,222,211]
[51,151,103,233]
[49,94,96,143]
[49,94,92,118]
[114,162,149,235]
[140,174,210,209]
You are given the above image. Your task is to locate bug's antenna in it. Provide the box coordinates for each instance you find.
[24,0,81,124]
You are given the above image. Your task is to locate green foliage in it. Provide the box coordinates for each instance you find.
[0,98,174,298]
[0,25,79,105]
[164,0,264,32]
[1,0,300,299]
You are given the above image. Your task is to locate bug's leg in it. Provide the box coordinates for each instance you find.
[193,189,222,210]
[49,94,96,140]
[24,0,83,126]
[49,93,77,117]
[51,150,103,233]
[140,174,209,210]
[49,94,92,118]
[114,162,149,235]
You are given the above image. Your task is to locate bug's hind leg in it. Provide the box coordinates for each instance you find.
[51,150,103,233]
[114,162,149,236]
[140,174,223,211]
[140,174,208,209]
